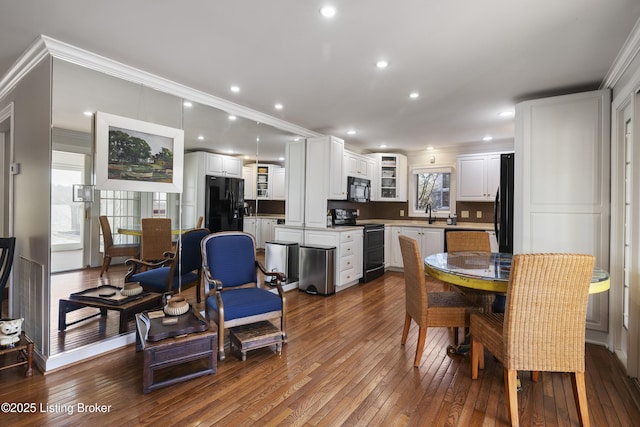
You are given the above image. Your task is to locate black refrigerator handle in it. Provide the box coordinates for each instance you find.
[494,188,500,241]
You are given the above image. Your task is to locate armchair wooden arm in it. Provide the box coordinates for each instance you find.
[125,257,173,281]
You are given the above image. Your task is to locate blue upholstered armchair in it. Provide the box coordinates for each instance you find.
[125,228,210,303]
[201,231,286,360]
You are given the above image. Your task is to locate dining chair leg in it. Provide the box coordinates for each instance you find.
[470,335,482,379]
[531,371,540,382]
[401,313,411,345]
[100,255,111,277]
[504,368,520,427]
[571,371,590,427]
[414,326,426,367]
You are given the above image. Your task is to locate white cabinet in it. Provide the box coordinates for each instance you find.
[388,226,404,268]
[515,89,610,333]
[256,165,271,199]
[344,150,374,180]
[487,231,499,252]
[304,228,363,291]
[206,152,242,178]
[274,226,304,245]
[391,227,444,268]
[305,136,346,228]
[243,166,255,200]
[370,153,407,201]
[272,167,285,200]
[243,217,257,238]
[457,153,502,201]
[285,141,306,226]
[260,218,278,248]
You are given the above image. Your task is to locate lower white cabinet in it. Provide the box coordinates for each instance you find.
[243,217,277,249]
[389,226,444,268]
[304,228,363,291]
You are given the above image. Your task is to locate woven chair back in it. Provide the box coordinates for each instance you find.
[446,231,491,253]
[504,253,595,372]
[398,235,429,327]
[141,218,172,261]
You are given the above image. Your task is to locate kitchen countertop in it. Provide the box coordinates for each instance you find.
[274,220,493,231]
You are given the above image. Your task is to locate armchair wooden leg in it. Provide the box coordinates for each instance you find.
[504,368,520,427]
[401,313,411,345]
[414,326,426,368]
[571,371,590,427]
[532,371,540,382]
[218,326,226,361]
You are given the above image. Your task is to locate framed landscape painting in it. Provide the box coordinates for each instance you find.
[94,112,184,193]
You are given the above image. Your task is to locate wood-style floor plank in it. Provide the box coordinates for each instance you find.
[1,267,639,426]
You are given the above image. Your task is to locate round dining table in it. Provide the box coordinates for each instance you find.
[424,252,610,295]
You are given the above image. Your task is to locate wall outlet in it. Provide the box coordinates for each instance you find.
[400,209,405,217]
[461,210,469,218]
[356,209,360,216]
[476,211,482,218]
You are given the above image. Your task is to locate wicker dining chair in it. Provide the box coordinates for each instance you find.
[446,231,491,253]
[140,218,173,263]
[399,235,474,367]
[99,216,139,277]
[470,253,595,427]
[446,230,494,310]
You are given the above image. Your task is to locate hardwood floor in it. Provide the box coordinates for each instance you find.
[2,269,640,426]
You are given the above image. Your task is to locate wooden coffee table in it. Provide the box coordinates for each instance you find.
[135,309,216,393]
[59,286,162,334]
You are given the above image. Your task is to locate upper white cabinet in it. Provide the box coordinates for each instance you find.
[285,141,306,226]
[305,136,346,228]
[242,166,256,200]
[206,152,242,178]
[457,153,501,201]
[370,153,407,201]
[344,150,374,180]
[271,166,286,200]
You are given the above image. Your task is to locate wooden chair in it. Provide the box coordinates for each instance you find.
[446,231,491,253]
[125,228,210,303]
[196,216,204,228]
[446,230,493,311]
[141,218,172,262]
[0,237,16,317]
[98,216,139,277]
[398,235,474,367]
[201,231,286,360]
[470,253,595,427]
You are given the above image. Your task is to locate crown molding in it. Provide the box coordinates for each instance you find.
[602,18,640,89]
[1,35,321,138]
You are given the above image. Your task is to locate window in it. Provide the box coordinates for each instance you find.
[409,167,453,217]
[51,151,85,251]
[152,192,167,217]
[99,190,140,251]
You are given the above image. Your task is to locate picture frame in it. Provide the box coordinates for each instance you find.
[94,112,184,193]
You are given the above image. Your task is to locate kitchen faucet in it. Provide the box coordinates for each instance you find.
[425,203,434,224]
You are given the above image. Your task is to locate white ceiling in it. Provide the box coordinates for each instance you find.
[1,0,640,156]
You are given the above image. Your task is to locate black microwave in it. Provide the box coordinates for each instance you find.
[347,176,370,203]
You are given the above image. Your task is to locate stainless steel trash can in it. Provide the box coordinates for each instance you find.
[299,245,335,296]
[265,241,299,284]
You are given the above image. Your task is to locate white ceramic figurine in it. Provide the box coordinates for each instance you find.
[0,318,24,346]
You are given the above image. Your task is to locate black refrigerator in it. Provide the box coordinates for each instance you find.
[205,175,244,232]
[494,153,514,253]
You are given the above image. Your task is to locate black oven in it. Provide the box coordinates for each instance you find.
[361,223,385,283]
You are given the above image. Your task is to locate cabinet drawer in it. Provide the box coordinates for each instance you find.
[340,240,357,257]
[340,268,359,285]
[340,231,359,243]
[340,254,356,272]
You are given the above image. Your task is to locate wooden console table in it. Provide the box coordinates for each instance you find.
[0,332,34,377]
[135,311,216,393]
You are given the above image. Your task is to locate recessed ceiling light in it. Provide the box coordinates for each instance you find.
[376,60,389,69]
[409,92,420,99]
[230,85,240,93]
[483,136,493,141]
[228,115,237,121]
[379,144,387,148]
[227,150,234,154]
[274,103,283,110]
[183,101,193,107]
[426,146,434,151]
[499,110,514,117]
[83,111,93,116]
[279,157,285,161]
[320,5,336,18]
[198,135,204,140]
[347,129,356,135]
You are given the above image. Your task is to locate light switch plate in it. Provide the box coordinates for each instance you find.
[461,210,469,218]
[476,211,482,218]
[400,209,405,217]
